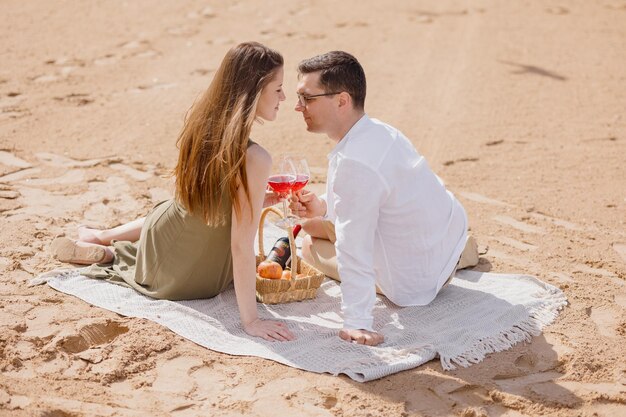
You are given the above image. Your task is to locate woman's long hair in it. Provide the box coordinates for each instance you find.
[174,42,283,226]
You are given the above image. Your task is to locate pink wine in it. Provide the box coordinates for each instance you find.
[267,175,295,193]
[291,175,309,192]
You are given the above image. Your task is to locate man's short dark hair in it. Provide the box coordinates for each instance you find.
[298,51,366,110]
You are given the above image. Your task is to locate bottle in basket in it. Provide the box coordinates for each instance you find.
[265,224,301,269]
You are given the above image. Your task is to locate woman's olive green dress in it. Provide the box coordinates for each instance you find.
[83,141,259,300]
[82,197,234,300]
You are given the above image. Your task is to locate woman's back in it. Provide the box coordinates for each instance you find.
[132,198,233,300]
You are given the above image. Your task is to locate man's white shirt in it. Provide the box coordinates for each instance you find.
[322,115,468,331]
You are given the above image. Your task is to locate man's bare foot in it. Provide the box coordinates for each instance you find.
[77,225,106,245]
[339,329,385,346]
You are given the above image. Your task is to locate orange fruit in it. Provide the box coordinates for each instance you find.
[257,260,283,279]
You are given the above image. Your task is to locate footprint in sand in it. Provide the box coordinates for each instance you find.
[493,215,546,234]
[527,380,581,408]
[129,82,178,93]
[94,54,118,66]
[2,393,31,411]
[8,176,141,219]
[152,356,203,394]
[118,40,160,59]
[546,6,569,15]
[548,272,575,284]
[0,94,28,121]
[32,74,60,83]
[31,63,81,84]
[495,370,563,396]
[35,152,117,168]
[0,93,25,109]
[58,321,129,354]
[0,108,29,121]
[528,212,582,231]
[333,21,369,29]
[572,264,621,286]
[53,93,94,106]
[190,362,247,400]
[614,293,626,309]
[191,68,214,76]
[457,191,513,208]
[44,57,86,67]
[4,106,31,122]
[134,50,160,59]
[301,32,327,40]
[200,6,216,17]
[18,169,85,186]
[0,167,41,183]
[119,40,148,49]
[549,381,624,408]
[443,157,479,166]
[492,236,538,251]
[486,248,541,271]
[110,163,154,181]
[588,305,623,339]
[612,242,626,264]
[0,150,31,169]
[251,377,335,417]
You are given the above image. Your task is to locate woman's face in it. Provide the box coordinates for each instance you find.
[256,66,286,122]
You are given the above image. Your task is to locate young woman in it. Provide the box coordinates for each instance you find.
[51,42,294,343]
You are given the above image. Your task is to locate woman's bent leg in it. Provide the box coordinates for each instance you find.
[78,217,145,245]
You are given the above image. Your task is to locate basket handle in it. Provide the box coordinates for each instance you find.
[257,207,299,273]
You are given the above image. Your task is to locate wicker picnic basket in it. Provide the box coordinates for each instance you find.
[255,207,325,304]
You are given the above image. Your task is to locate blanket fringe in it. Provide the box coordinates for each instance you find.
[440,287,567,371]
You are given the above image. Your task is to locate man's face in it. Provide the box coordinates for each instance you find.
[295,72,337,135]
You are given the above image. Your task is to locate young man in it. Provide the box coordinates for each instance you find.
[291,51,478,346]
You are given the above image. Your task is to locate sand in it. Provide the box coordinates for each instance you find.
[1,1,625,416]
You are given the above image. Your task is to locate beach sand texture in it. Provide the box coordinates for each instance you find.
[1,1,625,416]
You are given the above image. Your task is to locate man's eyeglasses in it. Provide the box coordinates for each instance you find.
[296,92,341,107]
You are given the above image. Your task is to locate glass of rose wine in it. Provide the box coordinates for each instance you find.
[285,156,310,224]
[267,156,296,228]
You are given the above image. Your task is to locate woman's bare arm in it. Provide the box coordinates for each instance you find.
[230,144,295,342]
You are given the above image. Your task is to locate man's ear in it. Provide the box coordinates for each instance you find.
[337,92,351,108]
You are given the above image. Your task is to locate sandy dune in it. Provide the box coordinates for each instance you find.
[1,1,625,416]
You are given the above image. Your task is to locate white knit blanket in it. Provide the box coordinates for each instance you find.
[33,264,567,382]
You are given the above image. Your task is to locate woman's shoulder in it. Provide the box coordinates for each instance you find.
[246,140,271,169]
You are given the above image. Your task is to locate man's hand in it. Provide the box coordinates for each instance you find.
[289,189,326,218]
[339,329,385,346]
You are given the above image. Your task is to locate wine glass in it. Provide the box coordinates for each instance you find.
[285,156,310,224]
[267,156,296,228]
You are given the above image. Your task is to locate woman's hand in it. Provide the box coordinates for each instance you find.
[243,318,296,342]
[263,190,288,208]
